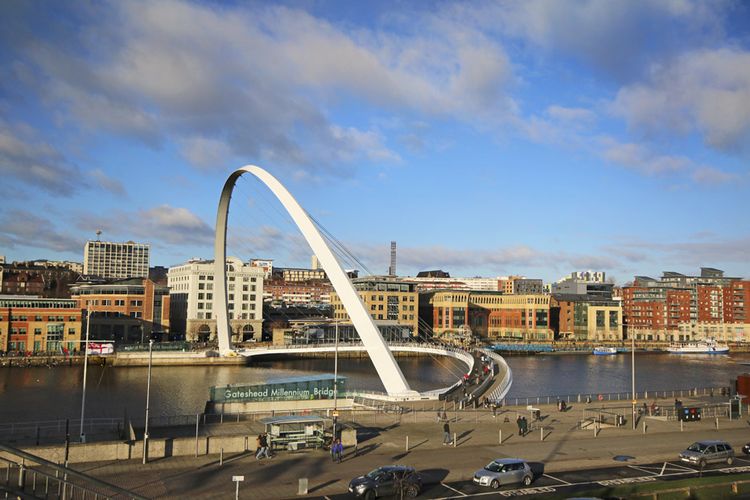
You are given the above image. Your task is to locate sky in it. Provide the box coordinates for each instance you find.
[1,0,749,284]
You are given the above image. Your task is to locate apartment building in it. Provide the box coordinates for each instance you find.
[0,296,82,353]
[83,240,149,279]
[168,257,264,342]
[551,295,623,341]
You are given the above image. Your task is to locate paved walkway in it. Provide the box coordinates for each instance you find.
[67,395,750,499]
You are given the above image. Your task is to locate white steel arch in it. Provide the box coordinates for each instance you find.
[214,165,415,396]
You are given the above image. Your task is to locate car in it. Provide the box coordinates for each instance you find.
[679,440,734,467]
[348,465,422,499]
[473,458,534,489]
[743,442,750,455]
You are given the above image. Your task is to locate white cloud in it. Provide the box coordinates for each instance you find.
[89,168,126,196]
[691,166,739,185]
[599,137,690,175]
[0,210,81,252]
[613,48,750,152]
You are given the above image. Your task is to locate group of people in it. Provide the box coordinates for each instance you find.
[515,415,529,436]
[255,432,272,460]
[557,399,567,412]
[330,438,344,463]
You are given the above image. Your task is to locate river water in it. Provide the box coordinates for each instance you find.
[1,353,749,423]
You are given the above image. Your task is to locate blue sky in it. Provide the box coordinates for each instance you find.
[1,0,749,284]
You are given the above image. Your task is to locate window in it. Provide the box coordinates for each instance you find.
[198,293,204,300]
[199,283,205,290]
[243,285,248,291]
[34,328,42,335]
[130,300,143,307]
[242,294,248,301]
[68,328,76,335]
[102,300,111,306]
[35,315,43,321]
[115,300,125,306]
[198,302,204,309]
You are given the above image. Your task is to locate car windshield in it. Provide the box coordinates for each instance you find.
[687,443,708,452]
[366,468,384,479]
[484,462,503,472]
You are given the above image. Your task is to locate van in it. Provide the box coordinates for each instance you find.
[679,440,734,467]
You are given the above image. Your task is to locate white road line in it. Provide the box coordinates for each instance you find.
[441,483,468,496]
[668,462,699,472]
[543,473,572,485]
[735,456,750,463]
[627,465,659,475]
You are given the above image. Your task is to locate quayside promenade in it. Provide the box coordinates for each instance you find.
[4,392,750,499]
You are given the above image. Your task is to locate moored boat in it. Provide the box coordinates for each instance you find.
[667,339,729,354]
[593,346,618,355]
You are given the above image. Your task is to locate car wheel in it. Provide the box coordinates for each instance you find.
[698,459,707,469]
[523,476,532,486]
[727,456,734,465]
[363,490,376,500]
[490,479,500,489]
[404,485,419,498]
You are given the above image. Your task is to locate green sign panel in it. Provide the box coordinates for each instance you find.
[210,374,346,403]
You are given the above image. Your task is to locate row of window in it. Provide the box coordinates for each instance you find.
[3,315,76,322]
[194,312,256,320]
[9,327,76,335]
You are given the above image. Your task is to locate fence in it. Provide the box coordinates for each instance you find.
[0,443,146,499]
[499,386,730,407]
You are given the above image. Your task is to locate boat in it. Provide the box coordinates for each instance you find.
[592,346,618,355]
[666,339,729,354]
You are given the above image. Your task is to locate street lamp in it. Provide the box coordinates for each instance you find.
[143,339,154,464]
[79,308,92,443]
[332,320,339,440]
[631,332,636,430]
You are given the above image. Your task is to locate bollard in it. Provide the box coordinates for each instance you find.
[298,478,308,495]
[498,429,502,444]
[195,413,200,457]
[405,436,409,452]
[453,432,457,447]
[642,421,647,434]
[716,417,719,430]
[540,427,544,441]
[244,436,248,452]
[680,420,683,432]
[220,448,224,466]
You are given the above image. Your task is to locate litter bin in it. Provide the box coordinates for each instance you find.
[616,415,625,426]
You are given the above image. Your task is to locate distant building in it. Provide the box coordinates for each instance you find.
[552,271,614,299]
[249,258,273,279]
[148,266,169,285]
[622,268,750,342]
[273,267,327,282]
[0,261,81,298]
[330,277,419,338]
[83,240,149,279]
[421,290,552,342]
[416,270,450,278]
[70,278,170,343]
[512,279,544,295]
[29,260,83,274]
[168,257,264,343]
[0,295,83,353]
[410,273,501,292]
[550,294,622,341]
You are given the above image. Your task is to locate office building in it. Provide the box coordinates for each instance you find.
[550,294,623,341]
[0,296,82,353]
[168,257,264,342]
[83,240,149,279]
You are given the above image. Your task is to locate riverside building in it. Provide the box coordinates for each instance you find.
[0,295,82,353]
[622,268,750,342]
[70,278,170,343]
[168,257,264,342]
[83,240,149,279]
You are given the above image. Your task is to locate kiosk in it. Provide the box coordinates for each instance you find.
[260,415,330,451]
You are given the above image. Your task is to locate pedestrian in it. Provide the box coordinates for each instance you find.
[516,415,522,436]
[260,432,272,459]
[332,439,344,463]
[255,433,265,460]
[442,421,451,445]
[521,416,528,436]
[436,411,442,422]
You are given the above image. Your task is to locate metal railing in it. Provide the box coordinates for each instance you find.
[0,443,146,499]
[500,386,730,407]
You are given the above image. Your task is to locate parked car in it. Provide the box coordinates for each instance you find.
[348,465,422,499]
[473,458,534,488]
[743,442,750,455]
[679,440,734,467]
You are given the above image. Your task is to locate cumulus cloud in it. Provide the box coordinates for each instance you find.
[599,137,691,175]
[691,166,739,185]
[613,48,750,153]
[89,168,126,196]
[0,210,81,252]
[6,0,518,176]
[0,120,79,195]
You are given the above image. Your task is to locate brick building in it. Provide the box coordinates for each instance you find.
[0,296,83,353]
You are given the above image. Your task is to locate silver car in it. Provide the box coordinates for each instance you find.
[679,440,734,467]
[473,458,533,489]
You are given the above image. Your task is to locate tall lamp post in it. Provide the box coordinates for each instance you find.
[79,309,92,443]
[143,339,154,464]
[631,332,636,430]
[332,320,339,440]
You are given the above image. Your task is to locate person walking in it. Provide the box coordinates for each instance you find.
[521,416,528,436]
[442,421,451,445]
[516,415,522,436]
[255,433,265,460]
[332,439,344,463]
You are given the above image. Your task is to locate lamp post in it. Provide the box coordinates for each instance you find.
[143,339,154,464]
[332,320,339,440]
[631,332,636,430]
[79,309,92,443]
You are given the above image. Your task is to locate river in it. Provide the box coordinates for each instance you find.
[1,352,749,423]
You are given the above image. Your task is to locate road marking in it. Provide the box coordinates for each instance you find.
[543,473,571,485]
[598,476,656,486]
[627,465,659,475]
[441,483,468,496]
[669,462,699,472]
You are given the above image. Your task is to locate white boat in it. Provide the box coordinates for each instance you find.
[593,346,618,355]
[666,339,729,354]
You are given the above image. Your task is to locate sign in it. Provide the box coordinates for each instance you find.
[332,411,339,417]
[210,374,347,403]
[232,476,244,482]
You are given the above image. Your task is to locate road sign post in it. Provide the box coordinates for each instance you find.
[232,475,244,500]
